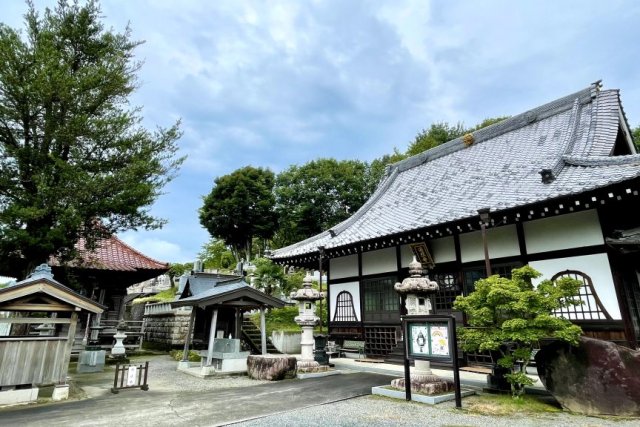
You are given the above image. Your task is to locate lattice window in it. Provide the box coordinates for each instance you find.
[363,277,400,323]
[551,270,612,320]
[430,273,462,311]
[333,291,358,322]
[463,263,521,295]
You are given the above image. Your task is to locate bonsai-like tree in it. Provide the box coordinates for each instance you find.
[453,265,583,398]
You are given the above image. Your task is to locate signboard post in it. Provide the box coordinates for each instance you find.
[402,315,462,408]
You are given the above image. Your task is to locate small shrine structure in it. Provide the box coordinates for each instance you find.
[171,272,285,377]
[0,265,105,405]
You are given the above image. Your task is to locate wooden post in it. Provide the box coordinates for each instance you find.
[181,308,196,362]
[318,246,325,333]
[260,305,267,355]
[206,308,219,366]
[481,222,492,277]
[235,307,241,340]
[61,312,79,383]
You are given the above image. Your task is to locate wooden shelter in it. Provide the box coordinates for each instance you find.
[172,272,285,368]
[0,264,105,404]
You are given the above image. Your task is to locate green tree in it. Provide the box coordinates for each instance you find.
[405,117,510,157]
[632,125,640,151]
[0,0,183,279]
[199,238,235,271]
[167,262,191,285]
[200,166,277,261]
[365,148,407,196]
[453,265,583,398]
[273,158,369,247]
[252,257,285,296]
[406,122,466,156]
[469,116,510,131]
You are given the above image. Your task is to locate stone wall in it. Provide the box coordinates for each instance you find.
[144,311,192,346]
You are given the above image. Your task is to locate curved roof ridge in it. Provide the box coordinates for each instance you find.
[106,234,169,269]
[392,83,598,173]
[563,153,640,166]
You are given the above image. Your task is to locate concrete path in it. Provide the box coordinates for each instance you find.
[0,371,393,427]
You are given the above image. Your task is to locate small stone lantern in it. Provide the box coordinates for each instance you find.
[290,273,328,373]
[111,321,128,360]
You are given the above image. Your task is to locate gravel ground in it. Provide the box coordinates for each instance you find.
[234,395,638,427]
[69,354,638,427]
[130,355,270,392]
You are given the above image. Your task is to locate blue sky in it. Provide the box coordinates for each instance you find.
[3,0,640,264]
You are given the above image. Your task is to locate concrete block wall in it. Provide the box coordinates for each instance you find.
[144,312,192,346]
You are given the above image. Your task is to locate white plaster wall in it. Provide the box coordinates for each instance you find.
[524,210,603,254]
[529,253,621,319]
[400,244,414,267]
[362,247,396,276]
[460,224,520,263]
[329,281,361,322]
[431,236,456,263]
[329,254,358,279]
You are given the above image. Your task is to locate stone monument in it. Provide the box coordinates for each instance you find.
[391,256,454,394]
[290,273,328,373]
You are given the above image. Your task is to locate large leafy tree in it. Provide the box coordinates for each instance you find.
[0,1,183,278]
[405,122,466,156]
[632,125,640,151]
[199,238,235,271]
[453,266,583,398]
[273,158,369,247]
[199,166,277,261]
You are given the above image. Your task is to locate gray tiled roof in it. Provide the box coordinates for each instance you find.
[177,279,248,304]
[272,83,640,261]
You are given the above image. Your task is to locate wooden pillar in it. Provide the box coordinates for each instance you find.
[260,305,267,355]
[206,308,219,366]
[181,308,196,362]
[62,312,79,382]
[235,307,241,340]
[82,313,91,346]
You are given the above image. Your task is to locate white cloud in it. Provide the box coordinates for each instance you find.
[120,233,190,263]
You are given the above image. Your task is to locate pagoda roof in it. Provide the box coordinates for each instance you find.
[49,234,169,288]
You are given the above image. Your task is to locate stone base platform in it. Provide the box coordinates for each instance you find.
[390,376,455,395]
[0,387,39,406]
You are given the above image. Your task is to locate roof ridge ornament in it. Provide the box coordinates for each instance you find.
[28,264,54,280]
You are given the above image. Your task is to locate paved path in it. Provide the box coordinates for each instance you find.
[0,372,393,427]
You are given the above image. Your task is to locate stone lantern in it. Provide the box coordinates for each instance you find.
[391,256,454,395]
[110,321,129,362]
[394,256,439,315]
[290,273,328,373]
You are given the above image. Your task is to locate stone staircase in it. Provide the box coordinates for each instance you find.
[241,317,281,354]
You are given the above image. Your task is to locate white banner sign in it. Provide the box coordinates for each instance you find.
[126,366,138,386]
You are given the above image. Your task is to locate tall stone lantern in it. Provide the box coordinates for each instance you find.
[290,273,328,373]
[392,256,454,394]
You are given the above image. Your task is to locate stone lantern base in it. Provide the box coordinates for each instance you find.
[390,360,454,395]
[297,359,329,373]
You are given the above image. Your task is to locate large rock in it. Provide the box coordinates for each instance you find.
[247,355,297,381]
[536,337,640,416]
